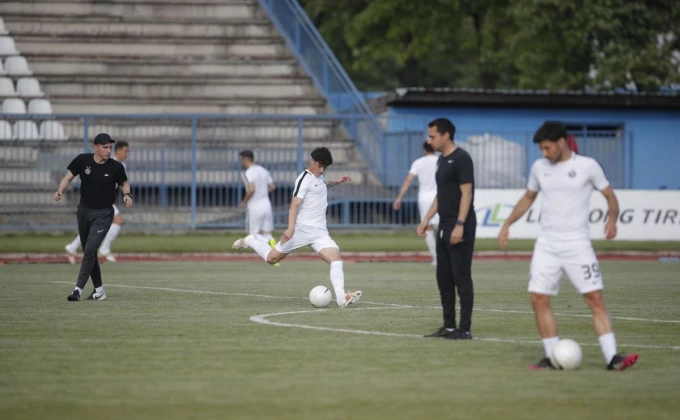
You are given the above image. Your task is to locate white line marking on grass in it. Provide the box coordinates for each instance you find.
[250,308,680,351]
[51,282,680,324]
[50,281,302,301]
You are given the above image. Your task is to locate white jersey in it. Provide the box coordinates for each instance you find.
[242,165,273,209]
[292,170,328,229]
[409,155,438,197]
[528,154,609,240]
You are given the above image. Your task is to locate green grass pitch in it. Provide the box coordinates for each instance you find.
[1,260,679,419]
[2,232,680,253]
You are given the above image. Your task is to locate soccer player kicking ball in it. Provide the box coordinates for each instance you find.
[498,121,638,371]
[232,147,362,308]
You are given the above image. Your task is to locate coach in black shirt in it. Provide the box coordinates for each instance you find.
[54,133,132,301]
[418,118,476,340]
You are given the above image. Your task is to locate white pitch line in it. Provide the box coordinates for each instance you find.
[50,281,301,301]
[250,308,680,351]
[51,282,680,324]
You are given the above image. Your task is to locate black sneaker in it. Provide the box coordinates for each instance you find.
[67,289,81,302]
[607,353,639,371]
[424,326,455,338]
[445,330,473,340]
[527,357,556,370]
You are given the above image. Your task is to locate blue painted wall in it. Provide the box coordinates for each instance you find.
[386,106,680,190]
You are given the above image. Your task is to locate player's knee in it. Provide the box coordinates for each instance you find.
[266,253,280,264]
[583,291,605,309]
[530,293,550,308]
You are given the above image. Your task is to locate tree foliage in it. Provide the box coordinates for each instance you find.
[298,0,680,92]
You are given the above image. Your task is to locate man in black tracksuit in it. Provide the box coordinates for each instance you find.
[418,118,476,340]
[54,133,132,301]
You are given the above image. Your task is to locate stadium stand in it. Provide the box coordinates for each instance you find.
[2,97,25,114]
[0,77,17,97]
[13,119,41,141]
[27,98,52,114]
[0,36,19,55]
[4,56,32,76]
[0,0,377,227]
[16,77,44,97]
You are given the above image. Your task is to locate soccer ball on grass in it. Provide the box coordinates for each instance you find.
[309,285,332,308]
[550,338,583,370]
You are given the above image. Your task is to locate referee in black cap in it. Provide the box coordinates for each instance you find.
[418,118,476,339]
[54,133,132,301]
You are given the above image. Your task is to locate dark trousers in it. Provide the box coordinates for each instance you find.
[436,220,476,331]
[75,204,114,290]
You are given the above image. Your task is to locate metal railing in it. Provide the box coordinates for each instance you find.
[256,0,386,178]
[0,114,630,230]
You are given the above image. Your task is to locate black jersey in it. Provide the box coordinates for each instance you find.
[435,147,475,225]
[67,154,128,209]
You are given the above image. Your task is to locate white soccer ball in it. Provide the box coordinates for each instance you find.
[309,285,332,308]
[550,338,583,370]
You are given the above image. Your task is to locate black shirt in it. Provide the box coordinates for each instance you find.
[67,153,128,209]
[435,147,475,225]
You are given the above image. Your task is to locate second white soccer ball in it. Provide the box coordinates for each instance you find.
[550,338,583,370]
[309,285,332,308]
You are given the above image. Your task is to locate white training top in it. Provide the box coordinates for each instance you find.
[113,157,126,189]
[292,170,328,229]
[528,153,610,240]
[242,165,273,209]
[409,155,438,197]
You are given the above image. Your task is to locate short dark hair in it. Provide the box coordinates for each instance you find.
[422,141,434,153]
[115,140,129,151]
[311,147,333,167]
[428,118,456,141]
[239,150,254,161]
[533,121,567,143]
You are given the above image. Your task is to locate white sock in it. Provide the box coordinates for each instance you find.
[99,223,121,253]
[68,235,81,252]
[425,229,437,262]
[542,336,560,358]
[598,332,617,364]
[329,261,345,304]
[244,234,272,262]
[95,286,104,293]
[75,287,82,294]
[253,233,270,243]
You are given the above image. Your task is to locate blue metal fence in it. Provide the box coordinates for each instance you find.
[0,114,630,230]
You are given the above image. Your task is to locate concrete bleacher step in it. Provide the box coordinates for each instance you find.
[15,37,286,58]
[1,1,257,20]
[6,20,276,39]
[50,101,325,115]
[38,75,312,86]
[27,58,302,78]
[41,81,314,98]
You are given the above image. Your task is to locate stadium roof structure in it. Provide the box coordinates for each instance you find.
[385,87,680,109]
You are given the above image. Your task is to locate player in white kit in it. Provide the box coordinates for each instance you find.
[393,141,439,265]
[498,121,638,371]
[239,150,278,265]
[65,140,129,263]
[232,147,362,308]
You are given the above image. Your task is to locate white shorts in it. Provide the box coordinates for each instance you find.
[418,194,439,227]
[529,237,603,296]
[113,204,120,216]
[246,204,274,234]
[274,225,339,254]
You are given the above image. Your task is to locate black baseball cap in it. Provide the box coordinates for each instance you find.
[93,133,115,145]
